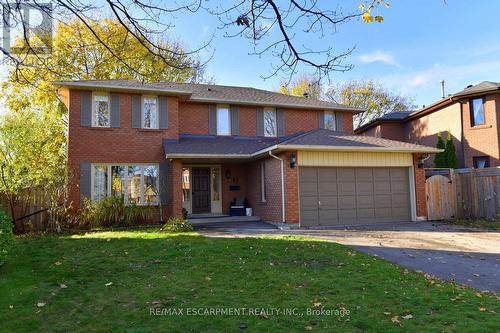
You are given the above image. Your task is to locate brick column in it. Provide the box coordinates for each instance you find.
[413,153,427,218]
[170,159,184,218]
[281,151,299,224]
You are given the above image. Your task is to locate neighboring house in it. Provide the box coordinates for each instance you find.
[356,81,500,169]
[54,80,439,227]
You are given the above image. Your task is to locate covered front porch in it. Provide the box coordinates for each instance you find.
[180,161,258,217]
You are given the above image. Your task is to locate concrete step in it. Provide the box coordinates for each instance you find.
[188,213,229,219]
[188,215,261,225]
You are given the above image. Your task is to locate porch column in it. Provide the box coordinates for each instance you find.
[413,153,427,219]
[170,159,184,218]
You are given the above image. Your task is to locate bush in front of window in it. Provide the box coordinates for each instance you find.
[74,197,158,229]
[160,217,193,233]
[123,202,154,226]
[0,208,13,267]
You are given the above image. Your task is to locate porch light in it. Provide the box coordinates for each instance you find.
[290,154,297,168]
[225,168,232,179]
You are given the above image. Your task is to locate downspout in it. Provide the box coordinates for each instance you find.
[268,151,286,223]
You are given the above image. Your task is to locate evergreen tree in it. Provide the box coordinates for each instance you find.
[444,131,459,169]
[434,132,447,168]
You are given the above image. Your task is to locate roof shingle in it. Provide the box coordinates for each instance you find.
[53,79,363,112]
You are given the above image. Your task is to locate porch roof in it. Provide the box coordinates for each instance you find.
[163,129,442,158]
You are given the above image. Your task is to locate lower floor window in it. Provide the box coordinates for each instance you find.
[92,164,159,205]
[473,156,490,169]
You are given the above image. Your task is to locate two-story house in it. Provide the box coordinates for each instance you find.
[356,81,500,169]
[54,80,439,227]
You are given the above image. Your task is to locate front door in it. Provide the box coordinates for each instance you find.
[192,167,211,213]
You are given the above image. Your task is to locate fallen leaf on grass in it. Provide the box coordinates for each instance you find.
[305,326,313,331]
[391,316,400,323]
[54,261,62,266]
[402,314,413,320]
[9,305,13,309]
[479,307,487,312]
[205,276,212,281]
[383,312,391,316]
[105,282,113,287]
[59,284,67,289]
[36,302,46,307]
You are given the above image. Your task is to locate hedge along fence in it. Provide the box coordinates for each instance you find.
[425,167,500,220]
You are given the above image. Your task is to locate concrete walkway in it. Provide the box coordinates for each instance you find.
[198,221,500,292]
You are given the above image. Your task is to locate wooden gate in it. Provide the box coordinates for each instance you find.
[425,174,455,220]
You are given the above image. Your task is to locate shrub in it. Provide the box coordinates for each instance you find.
[160,217,193,232]
[0,208,13,266]
[124,203,155,226]
[94,196,124,227]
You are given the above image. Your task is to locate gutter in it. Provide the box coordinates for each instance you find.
[268,151,286,223]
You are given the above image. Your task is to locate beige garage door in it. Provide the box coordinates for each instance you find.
[299,167,411,226]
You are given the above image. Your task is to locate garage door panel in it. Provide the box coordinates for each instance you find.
[338,195,356,209]
[356,182,374,195]
[300,196,318,210]
[337,168,355,181]
[300,182,318,197]
[319,196,338,209]
[390,168,407,180]
[338,209,357,222]
[374,194,392,207]
[374,181,391,193]
[356,195,374,208]
[319,210,338,225]
[300,167,411,226]
[318,182,338,196]
[357,208,375,220]
[301,211,319,226]
[355,168,373,181]
[300,168,317,182]
[392,194,410,208]
[318,168,337,182]
[391,181,408,193]
[392,207,410,219]
[338,182,356,195]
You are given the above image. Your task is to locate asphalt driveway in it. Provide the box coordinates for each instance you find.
[198,221,500,292]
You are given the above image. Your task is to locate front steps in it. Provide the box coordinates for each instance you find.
[187,214,261,225]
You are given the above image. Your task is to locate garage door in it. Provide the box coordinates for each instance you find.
[299,167,411,226]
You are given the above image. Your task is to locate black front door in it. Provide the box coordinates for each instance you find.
[192,168,211,213]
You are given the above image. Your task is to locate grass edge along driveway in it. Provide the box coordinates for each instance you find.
[1,230,499,332]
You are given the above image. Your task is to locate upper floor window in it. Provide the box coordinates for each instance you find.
[264,107,277,137]
[470,97,485,126]
[217,105,231,135]
[93,93,110,127]
[324,111,336,131]
[142,96,158,129]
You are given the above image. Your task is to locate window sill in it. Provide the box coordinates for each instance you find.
[469,124,492,130]
[137,128,163,133]
[87,126,113,131]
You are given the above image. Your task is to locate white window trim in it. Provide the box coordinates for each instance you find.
[141,95,159,129]
[260,161,266,202]
[90,163,160,206]
[216,104,231,136]
[324,111,336,131]
[263,107,277,137]
[92,92,111,128]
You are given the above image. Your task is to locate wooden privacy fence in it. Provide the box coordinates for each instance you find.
[0,188,50,232]
[425,167,500,220]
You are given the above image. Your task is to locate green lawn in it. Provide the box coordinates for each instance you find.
[1,230,499,332]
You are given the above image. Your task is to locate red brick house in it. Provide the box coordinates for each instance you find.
[355,81,500,169]
[54,80,439,227]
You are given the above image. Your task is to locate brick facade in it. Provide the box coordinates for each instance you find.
[358,93,500,169]
[413,153,427,218]
[462,94,500,167]
[65,85,428,224]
